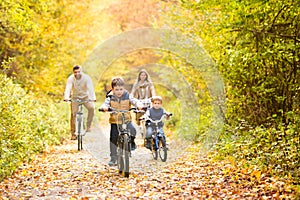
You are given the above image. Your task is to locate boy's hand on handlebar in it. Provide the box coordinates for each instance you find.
[166,113,172,120]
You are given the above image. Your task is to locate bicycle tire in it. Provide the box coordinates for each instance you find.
[117,138,124,174]
[77,116,83,151]
[158,137,167,162]
[123,134,130,178]
[152,138,158,160]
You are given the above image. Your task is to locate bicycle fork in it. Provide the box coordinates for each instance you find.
[153,127,164,150]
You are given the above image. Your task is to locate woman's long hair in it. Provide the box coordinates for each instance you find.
[133,69,153,86]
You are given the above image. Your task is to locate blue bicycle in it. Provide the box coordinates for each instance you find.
[143,113,172,162]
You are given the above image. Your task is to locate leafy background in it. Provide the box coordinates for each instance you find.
[0,0,299,196]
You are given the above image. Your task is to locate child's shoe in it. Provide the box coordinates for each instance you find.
[144,138,152,149]
[131,136,136,151]
[108,157,117,166]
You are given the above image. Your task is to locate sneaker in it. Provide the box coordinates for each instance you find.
[144,139,151,149]
[108,158,116,166]
[86,127,91,132]
[145,143,151,149]
[131,141,136,151]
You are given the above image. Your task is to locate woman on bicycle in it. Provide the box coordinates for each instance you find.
[144,96,171,149]
[130,69,156,126]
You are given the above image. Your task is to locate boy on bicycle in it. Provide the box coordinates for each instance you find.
[99,77,143,166]
[144,96,171,149]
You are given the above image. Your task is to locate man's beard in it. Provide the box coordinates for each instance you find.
[75,74,81,79]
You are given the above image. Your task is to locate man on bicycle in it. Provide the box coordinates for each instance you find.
[64,65,96,140]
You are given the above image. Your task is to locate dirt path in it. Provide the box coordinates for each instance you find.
[0,126,295,199]
[0,0,297,199]
[84,122,191,174]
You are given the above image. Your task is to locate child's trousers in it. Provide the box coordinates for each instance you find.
[145,126,164,139]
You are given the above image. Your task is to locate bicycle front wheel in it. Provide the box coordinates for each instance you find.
[158,137,167,162]
[117,134,130,177]
[152,138,158,160]
[77,116,83,151]
[123,134,130,177]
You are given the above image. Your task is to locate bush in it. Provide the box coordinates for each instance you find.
[0,73,69,181]
[215,117,300,184]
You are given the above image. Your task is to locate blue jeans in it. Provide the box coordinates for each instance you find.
[146,126,165,139]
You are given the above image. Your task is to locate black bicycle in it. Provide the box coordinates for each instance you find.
[66,99,91,151]
[143,113,172,162]
[99,107,137,177]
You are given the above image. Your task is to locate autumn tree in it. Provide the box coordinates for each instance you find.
[160,0,300,182]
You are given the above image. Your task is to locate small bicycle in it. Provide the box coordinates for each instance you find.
[136,98,151,137]
[67,99,91,151]
[143,113,172,162]
[99,107,138,177]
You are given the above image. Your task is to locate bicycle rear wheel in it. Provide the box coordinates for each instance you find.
[78,135,83,150]
[158,137,167,162]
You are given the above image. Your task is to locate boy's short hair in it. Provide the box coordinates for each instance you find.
[151,95,162,103]
[111,77,125,88]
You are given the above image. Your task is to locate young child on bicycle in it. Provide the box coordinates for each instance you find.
[144,96,171,149]
[99,77,143,166]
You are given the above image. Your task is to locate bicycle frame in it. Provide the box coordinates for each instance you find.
[75,103,85,136]
[152,126,164,149]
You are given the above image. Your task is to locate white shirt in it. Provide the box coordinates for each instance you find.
[64,72,96,100]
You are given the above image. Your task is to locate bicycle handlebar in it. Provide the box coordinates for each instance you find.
[141,113,173,123]
[140,98,151,104]
[98,107,141,113]
[134,107,147,113]
[65,99,95,103]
